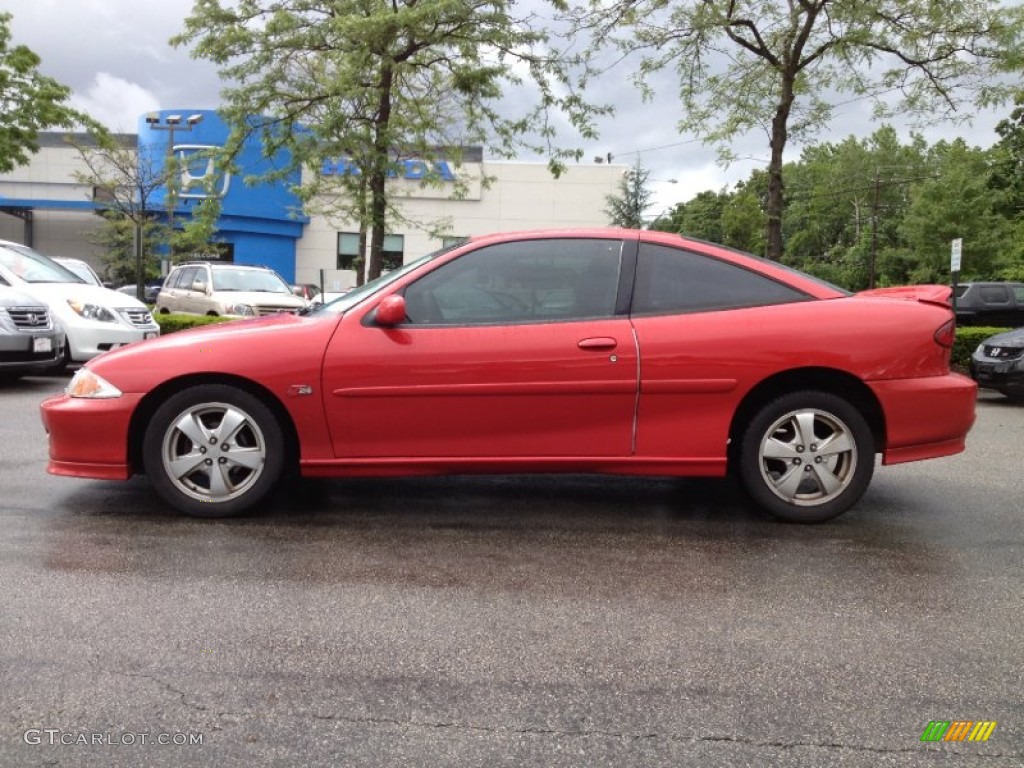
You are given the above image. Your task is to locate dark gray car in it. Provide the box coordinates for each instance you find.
[0,286,64,382]
[954,281,1024,326]
[969,326,1024,398]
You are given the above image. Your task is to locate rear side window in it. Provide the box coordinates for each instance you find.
[632,244,809,315]
[979,285,1010,304]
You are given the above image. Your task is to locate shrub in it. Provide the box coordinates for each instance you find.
[154,313,234,335]
[953,326,1011,369]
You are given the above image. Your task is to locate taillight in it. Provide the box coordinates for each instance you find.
[934,318,955,348]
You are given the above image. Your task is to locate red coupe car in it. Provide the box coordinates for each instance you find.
[40,230,976,522]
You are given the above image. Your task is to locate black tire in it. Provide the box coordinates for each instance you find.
[142,384,285,518]
[738,391,874,523]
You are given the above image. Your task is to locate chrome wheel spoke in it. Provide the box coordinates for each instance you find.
[215,407,248,445]
[208,462,231,498]
[167,451,207,480]
[226,446,263,471]
[173,411,209,447]
[817,431,854,458]
[810,462,843,497]
[772,465,806,500]
[793,412,817,448]
[763,436,800,460]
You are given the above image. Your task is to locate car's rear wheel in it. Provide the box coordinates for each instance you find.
[739,391,874,523]
[142,385,284,518]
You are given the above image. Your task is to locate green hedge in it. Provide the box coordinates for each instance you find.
[953,326,1010,369]
[154,313,234,335]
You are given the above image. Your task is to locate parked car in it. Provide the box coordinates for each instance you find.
[117,280,164,304]
[953,281,1024,327]
[156,262,308,317]
[0,285,64,381]
[969,326,1024,399]
[41,229,976,523]
[52,256,106,288]
[0,241,159,366]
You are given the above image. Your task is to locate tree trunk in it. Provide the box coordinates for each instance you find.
[765,77,796,261]
[366,65,394,282]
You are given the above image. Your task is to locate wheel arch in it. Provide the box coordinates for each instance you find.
[127,373,300,477]
[727,367,885,471]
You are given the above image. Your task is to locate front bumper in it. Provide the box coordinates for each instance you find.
[869,373,977,465]
[40,392,145,479]
[970,356,1024,395]
[65,322,159,362]
[0,328,63,373]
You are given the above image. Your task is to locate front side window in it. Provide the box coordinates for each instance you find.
[173,267,199,290]
[402,238,623,325]
[632,244,809,315]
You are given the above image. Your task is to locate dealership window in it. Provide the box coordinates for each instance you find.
[382,234,404,271]
[339,232,403,271]
[337,233,361,270]
[442,236,467,249]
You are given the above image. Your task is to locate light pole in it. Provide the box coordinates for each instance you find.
[145,113,203,265]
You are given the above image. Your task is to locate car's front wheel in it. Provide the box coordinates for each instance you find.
[142,385,285,518]
[738,391,874,523]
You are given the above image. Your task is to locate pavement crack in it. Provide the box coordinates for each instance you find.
[305,713,1021,758]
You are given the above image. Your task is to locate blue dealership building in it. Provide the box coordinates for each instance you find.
[0,110,627,288]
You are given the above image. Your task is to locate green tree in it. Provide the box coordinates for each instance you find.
[565,0,1023,261]
[0,12,97,173]
[605,159,653,227]
[900,139,1008,282]
[70,132,221,299]
[174,0,602,281]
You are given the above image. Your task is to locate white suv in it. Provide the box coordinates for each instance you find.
[156,262,308,317]
[0,241,158,366]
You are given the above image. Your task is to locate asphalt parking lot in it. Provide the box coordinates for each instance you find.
[1,374,1022,767]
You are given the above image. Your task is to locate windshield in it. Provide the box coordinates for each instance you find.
[211,268,291,294]
[0,244,86,284]
[312,246,457,314]
[56,259,102,286]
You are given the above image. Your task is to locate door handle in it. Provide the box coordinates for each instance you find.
[577,337,617,350]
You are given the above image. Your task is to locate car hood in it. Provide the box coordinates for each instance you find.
[16,280,149,310]
[979,326,1024,348]
[87,311,342,392]
[0,285,47,309]
[213,291,306,308]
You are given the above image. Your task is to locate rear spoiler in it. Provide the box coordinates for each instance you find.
[855,285,952,309]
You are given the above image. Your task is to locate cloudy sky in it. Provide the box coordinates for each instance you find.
[5,0,1014,213]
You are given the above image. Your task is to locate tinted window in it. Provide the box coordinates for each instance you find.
[403,239,622,325]
[1014,286,1024,303]
[633,244,809,315]
[979,285,1010,304]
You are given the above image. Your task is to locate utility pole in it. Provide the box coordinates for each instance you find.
[869,168,880,289]
[145,113,203,265]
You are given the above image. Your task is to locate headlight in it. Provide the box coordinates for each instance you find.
[67,300,118,323]
[66,369,122,399]
[227,303,256,316]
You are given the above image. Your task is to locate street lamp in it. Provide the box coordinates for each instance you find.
[145,112,203,263]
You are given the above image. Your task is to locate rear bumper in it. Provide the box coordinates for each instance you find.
[869,373,977,465]
[40,392,142,479]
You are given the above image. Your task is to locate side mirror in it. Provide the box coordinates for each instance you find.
[375,295,407,327]
[192,279,207,293]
